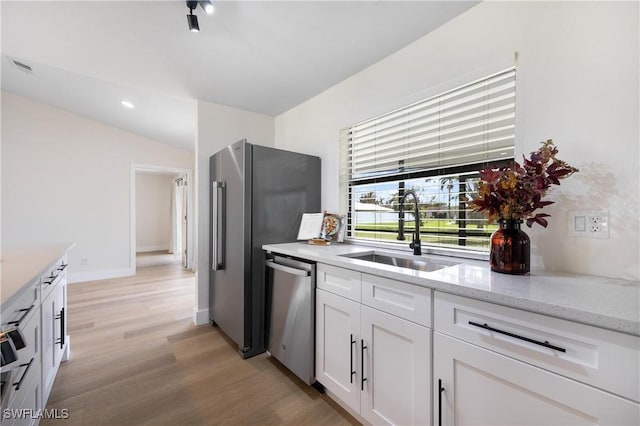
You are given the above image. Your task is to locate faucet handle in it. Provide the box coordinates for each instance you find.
[409,233,422,255]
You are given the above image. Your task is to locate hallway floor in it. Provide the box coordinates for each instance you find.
[135,250,182,268]
[42,262,356,425]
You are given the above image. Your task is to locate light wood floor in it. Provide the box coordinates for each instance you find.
[135,250,182,268]
[43,261,357,426]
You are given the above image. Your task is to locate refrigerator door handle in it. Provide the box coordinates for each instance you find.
[212,180,226,270]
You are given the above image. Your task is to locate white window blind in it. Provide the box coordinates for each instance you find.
[340,68,516,252]
[347,68,516,182]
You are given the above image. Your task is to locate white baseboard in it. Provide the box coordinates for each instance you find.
[67,268,135,284]
[136,244,169,253]
[62,337,70,362]
[193,307,209,326]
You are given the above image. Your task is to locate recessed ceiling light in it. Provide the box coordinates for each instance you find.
[121,100,135,109]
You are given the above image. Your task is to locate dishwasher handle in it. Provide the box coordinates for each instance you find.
[266,259,311,277]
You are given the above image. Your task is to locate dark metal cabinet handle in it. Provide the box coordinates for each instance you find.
[360,339,367,391]
[55,308,66,348]
[7,305,34,326]
[13,358,34,391]
[349,334,356,384]
[438,379,444,426]
[468,321,566,353]
[57,264,68,272]
[44,274,58,285]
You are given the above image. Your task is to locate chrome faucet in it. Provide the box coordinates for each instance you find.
[398,190,422,255]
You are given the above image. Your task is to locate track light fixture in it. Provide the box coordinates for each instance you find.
[186,1,199,32]
[199,0,214,15]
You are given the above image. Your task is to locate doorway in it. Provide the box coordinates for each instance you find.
[130,164,193,275]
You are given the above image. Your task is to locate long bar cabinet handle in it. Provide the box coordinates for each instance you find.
[13,358,34,391]
[438,379,444,426]
[7,305,35,326]
[360,339,367,391]
[349,334,356,384]
[468,321,566,353]
[55,308,66,348]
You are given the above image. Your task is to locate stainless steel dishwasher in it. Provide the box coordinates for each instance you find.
[265,255,316,385]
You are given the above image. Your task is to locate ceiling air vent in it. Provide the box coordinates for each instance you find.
[8,58,34,74]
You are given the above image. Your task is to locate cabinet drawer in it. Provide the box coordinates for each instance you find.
[362,274,431,327]
[3,358,41,426]
[41,255,67,301]
[434,332,639,426]
[13,307,40,369]
[317,264,361,302]
[3,312,41,422]
[1,280,39,330]
[434,291,640,402]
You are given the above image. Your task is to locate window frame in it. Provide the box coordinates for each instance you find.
[340,68,516,257]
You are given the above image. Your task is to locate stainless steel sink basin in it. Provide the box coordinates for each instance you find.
[340,251,458,272]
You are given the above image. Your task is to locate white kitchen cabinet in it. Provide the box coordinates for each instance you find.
[52,282,67,368]
[360,305,430,426]
[433,291,640,426]
[2,358,41,426]
[317,263,362,302]
[315,288,361,411]
[40,286,55,401]
[2,246,71,425]
[434,331,639,426]
[434,291,640,402]
[41,256,69,404]
[361,273,431,327]
[1,279,41,426]
[315,266,431,425]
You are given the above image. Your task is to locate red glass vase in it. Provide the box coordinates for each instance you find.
[490,219,530,274]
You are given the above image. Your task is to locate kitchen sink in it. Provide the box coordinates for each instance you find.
[340,251,458,272]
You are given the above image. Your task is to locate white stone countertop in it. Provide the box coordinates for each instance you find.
[1,243,74,307]
[263,242,640,337]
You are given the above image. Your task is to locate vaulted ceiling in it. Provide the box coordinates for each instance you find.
[2,1,478,150]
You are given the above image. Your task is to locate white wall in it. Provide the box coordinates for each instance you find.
[1,92,194,282]
[275,1,639,281]
[135,172,174,252]
[194,99,274,324]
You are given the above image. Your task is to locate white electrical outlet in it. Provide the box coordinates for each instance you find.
[568,210,609,239]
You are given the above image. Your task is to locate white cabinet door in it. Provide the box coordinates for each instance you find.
[315,288,361,412]
[360,305,430,426]
[41,288,56,401]
[41,280,65,402]
[52,281,66,367]
[434,332,639,426]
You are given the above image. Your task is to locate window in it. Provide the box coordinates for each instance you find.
[340,68,516,252]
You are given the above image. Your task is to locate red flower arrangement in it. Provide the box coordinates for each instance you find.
[470,139,579,228]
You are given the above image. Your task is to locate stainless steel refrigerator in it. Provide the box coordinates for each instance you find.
[209,139,321,358]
